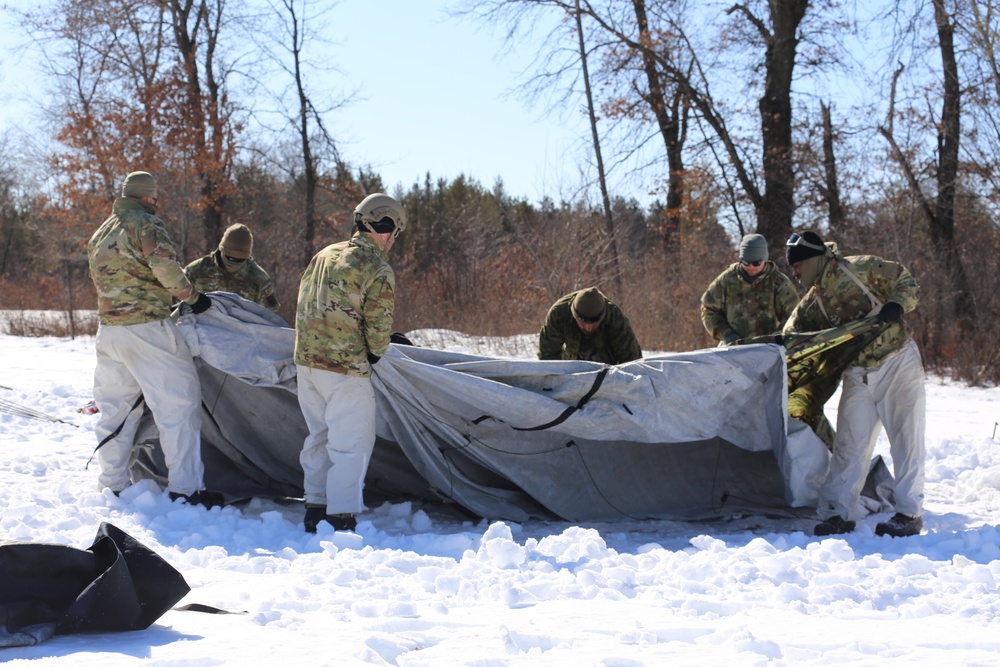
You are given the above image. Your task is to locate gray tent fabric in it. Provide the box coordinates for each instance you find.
[127,294,892,522]
[369,346,807,521]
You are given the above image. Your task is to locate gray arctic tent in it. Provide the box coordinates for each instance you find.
[129,294,890,523]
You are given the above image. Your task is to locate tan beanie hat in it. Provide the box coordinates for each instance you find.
[571,287,607,323]
[121,171,157,199]
[220,224,253,259]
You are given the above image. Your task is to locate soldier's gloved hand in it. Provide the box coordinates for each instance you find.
[367,351,381,365]
[723,331,741,346]
[190,293,212,314]
[877,301,903,325]
[390,332,415,346]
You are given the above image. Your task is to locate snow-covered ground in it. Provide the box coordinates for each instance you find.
[2,329,1000,666]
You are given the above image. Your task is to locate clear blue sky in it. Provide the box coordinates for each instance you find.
[324,1,593,204]
[0,1,643,206]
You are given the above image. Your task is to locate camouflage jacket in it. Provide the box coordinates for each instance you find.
[538,291,642,364]
[293,233,395,377]
[88,197,199,326]
[185,250,280,313]
[700,261,799,342]
[782,242,919,368]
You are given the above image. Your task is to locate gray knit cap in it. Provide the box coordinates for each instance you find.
[739,234,768,263]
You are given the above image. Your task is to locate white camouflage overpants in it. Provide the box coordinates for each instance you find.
[819,339,926,521]
[93,319,205,496]
[297,365,376,515]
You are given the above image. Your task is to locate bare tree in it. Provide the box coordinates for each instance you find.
[878,0,975,329]
[253,0,359,264]
[469,1,813,252]
[818,101,845,234]
[628,0,689,249]
[162,0,240,251]
[575,0,623,292]
[725,1,808,246]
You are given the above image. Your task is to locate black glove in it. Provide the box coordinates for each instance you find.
[190,293,212,314]
[390,332,415,346]
[723,331,741,346]
[877,301,904,325]
[367,351,381,365]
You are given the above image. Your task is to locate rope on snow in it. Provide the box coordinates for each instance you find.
[0,397,79,427]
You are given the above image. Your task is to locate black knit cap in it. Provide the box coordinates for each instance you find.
[786,231,826,265]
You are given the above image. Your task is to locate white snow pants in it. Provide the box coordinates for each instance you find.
[819,339,926,521]
[93,320,205,496]
[297,365,376,515]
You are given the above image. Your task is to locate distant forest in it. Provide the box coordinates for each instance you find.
[1,1,998,383]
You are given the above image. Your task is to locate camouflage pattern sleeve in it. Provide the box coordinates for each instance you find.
[258,278,281,313]
[138,216,198,304]
[700,267,737,342]
[362,274,395,358]
[184,255,217,292]
[878,258,919,313]
[244,260,281,312]
[603,304,642,363]
[538,294,574,360]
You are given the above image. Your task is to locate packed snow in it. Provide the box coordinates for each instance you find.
[2,326,1000,666]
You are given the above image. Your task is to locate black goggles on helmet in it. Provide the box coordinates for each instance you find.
[786,233,826,253]
[358,215,399,235]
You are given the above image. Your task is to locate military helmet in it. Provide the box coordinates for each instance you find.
[354,193,406,235]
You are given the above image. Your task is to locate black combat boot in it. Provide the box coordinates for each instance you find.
[169,490,224,509]
[813,515,856,536]
[875,513,923,537]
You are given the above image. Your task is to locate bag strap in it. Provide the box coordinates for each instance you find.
[85,394,145,469]
[838,260,884,313]
[512,367,609,432]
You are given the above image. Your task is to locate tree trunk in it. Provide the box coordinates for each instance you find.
[820,102,845,234]
[287,0,319,265]
[751,0,808,251]
[166,0,230,252]
[932,0,976,328]
[631,0,686,251]
[575,0,622,294]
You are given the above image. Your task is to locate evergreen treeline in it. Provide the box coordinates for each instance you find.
[1,1,999,384]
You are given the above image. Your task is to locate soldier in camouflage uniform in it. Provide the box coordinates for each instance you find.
[783,231,925,538]
[184,223,280,313]
[294,193,405,533]
[538,287,642,364]
[700,233,799,345]
[87,171,220,508]
[700,235,837,446]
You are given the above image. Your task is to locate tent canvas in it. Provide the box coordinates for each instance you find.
[127,294,891,522]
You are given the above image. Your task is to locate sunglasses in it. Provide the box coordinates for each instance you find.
[786,233,826,252]
[740,260,764,267]
[223,254,248,264]
[572,309,604,324]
